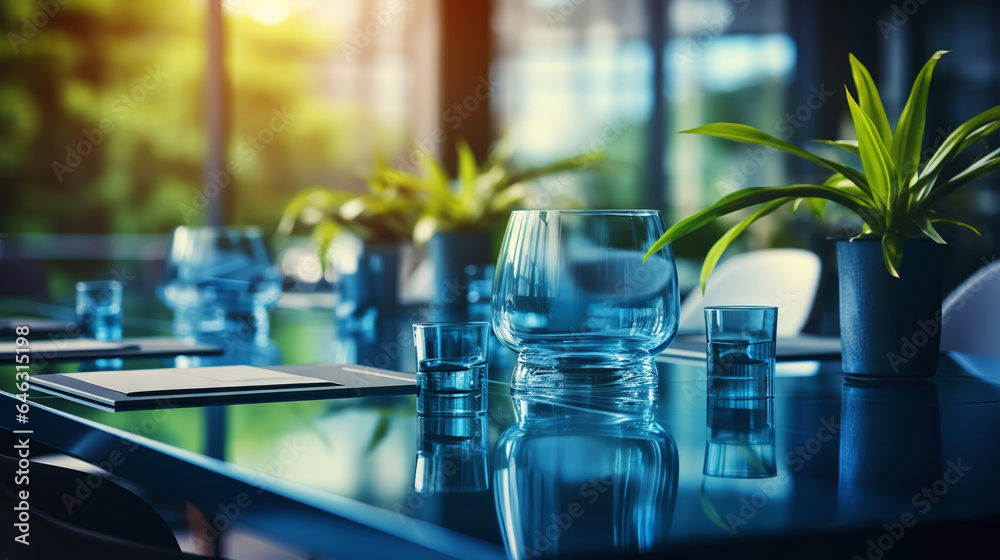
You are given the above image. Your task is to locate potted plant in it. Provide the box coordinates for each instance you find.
[644,51,1000,377]
[279,174,420,325]
[392,138,603,317]
[281,138,604,319]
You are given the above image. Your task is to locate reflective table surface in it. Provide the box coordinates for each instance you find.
[2,302,1000,559]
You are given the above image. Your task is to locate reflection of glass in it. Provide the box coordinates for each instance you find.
[75,281,123,340]
[158,227,282,337]
[494,388,677,559]
[491,210,679,391]
[412,322,489,415]
[839,378,942,521]
[705,306,777,398]
[414,414,489,494]
[704,397,776,478]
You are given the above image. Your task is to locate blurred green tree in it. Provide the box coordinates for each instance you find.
[0,0,403,233]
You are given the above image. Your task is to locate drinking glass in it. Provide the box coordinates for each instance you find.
[158,226,282,336]
[705,306,777,398]
[75,281,123,340]
[491,210,679,391]
[412,322,489,415]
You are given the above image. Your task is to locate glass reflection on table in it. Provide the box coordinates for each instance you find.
[703,397,776,479]
[415,414,489,494]
[493,385,677,559]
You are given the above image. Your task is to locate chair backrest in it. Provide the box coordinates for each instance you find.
[941,260,1000,357]
[678,248,821,337]
[0,449,202,559]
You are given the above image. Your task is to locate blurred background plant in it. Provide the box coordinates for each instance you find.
[278,138,605,258]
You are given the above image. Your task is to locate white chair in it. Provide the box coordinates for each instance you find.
[678,248,822,337]
[941,259,1000,357]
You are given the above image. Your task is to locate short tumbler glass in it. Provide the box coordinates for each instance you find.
[704,306,777,398]
[412,322,489,415]
[491,210,680,391]
[76,281,123,340]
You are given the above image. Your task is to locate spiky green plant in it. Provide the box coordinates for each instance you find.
[644,51,1000,291]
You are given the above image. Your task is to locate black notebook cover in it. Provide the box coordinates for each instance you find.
[31,364,417,411]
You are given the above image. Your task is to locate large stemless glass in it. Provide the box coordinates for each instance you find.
[491,210,679,390]
[158,226,283,338]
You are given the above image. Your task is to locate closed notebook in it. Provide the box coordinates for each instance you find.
[30,363,416,411]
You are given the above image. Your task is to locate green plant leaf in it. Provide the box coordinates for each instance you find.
[682,123,873,200]
[813,139,860,157]
[890,50,947,185]
[487,183,530,214]
[412,214,440,247]
[957,118,1000,154]
[909,214,946,244]
[912,107,1000,201]
[310,218,340,270]
[643,184,873,262]
[921,147,1000,209]
[416,149,453,198]
[700,198,793,292]
[456,139,479,201]
[483,134,513,172]
[499,151,606,191]
[277,188,356,235]
[845,88,897,217]
[366,414,391,453]
[699,480,738,535]
[929,211,982,236]
[881,229,906,278]
[849,53,893,147]
[804,197,827,218]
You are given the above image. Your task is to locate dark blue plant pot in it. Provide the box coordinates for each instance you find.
[428,231,493,319]
[333,240,401,329]
[835,238,946,377]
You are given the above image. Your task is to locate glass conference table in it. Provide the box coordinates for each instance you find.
[2,301,1000,559]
